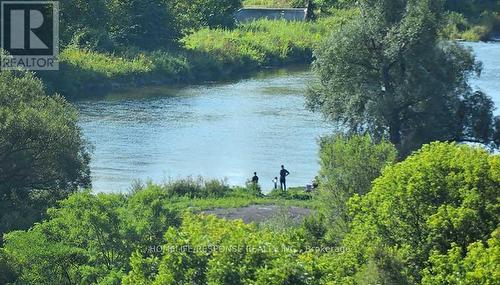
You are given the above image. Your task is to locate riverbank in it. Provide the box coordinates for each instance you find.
[441,11,500,41]
[37,11,355,98]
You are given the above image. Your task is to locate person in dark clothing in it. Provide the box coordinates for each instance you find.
[279,165,290,191]
[252,172,259,184]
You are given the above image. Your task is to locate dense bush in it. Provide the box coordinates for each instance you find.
[0,68,91,242]
[172,0,242,33]
[340,142,500,283]
[441,11,500,41]
[106,0,180,49]
[444,0,499,18]
[440,0,500,40]
[163,177,233,198]
[2,189,181,284]
[422,229,500,285]
[268,187,313,200]
[123,212,311,285]
[317,135,397,243]
[59,0,111,49]
[307,0,500,156]
[54,0,246,50]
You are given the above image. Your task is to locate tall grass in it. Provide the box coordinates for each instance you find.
[183,10,357,66]
[60,48,153,78]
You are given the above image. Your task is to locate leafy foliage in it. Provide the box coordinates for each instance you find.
[2,189,180,284]
[171,0,242,34]
[0,69,91,241]
[183,14,355,66]
[317,135,397,242]
[343,142,500,282]
[132,177,232,199]
[422,229,500,285]
[59,0,111,50]
[124,212,314,285]
[54,0,244,50]
[441,10,500,41]
[106,0,180,50]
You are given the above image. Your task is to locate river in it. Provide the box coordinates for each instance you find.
[75,42,500,193]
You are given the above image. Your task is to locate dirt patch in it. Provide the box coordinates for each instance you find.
[203,204,312,224]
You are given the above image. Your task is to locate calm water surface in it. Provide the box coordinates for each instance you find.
[75,43,500,193]
[76,67,331,192]
[466,42,500,111]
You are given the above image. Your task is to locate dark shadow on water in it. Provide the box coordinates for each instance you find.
[70,64,311,103]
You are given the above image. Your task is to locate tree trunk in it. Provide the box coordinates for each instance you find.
[389,116,402,148]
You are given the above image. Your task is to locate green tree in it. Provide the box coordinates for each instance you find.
[1,186,183,284]
[124,184,181,252]
[171,0,242,34]
[445,0,500,17]
[422,229,500,285]
[343,142,499,282]
[106,0,180,49]
[124,212,302,285]
[317,134,397,243]
[0,69,91,242]
[306,0,499,156]
[59,0,111,49]
[3,228,88,285]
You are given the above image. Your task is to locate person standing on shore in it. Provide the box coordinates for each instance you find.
[252,172,259,184]
[280,165,290,191]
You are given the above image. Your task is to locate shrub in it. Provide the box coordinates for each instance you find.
[245,180,264,197]
[163,177,232,198]
[440,10,500,41]
[422,229,500,285]
[59,48,153,78]
[2,189,182,284]
[172,0,242,33]
[268,187,313,200]
[0,249,17,284]
[317,134,397,243]
[343,142,500,282]
[106,0,180,49]
[126,212,306,284]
